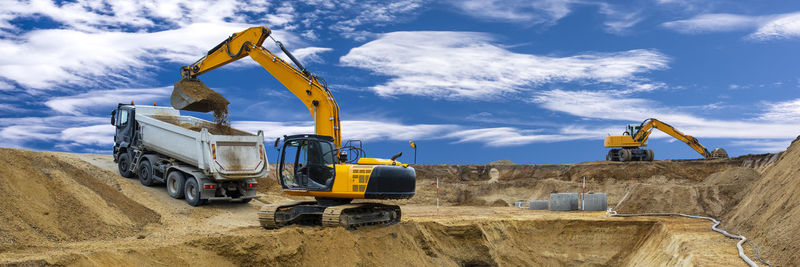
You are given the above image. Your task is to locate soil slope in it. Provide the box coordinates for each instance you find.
[725,136,800,266]
[0,148,159,252]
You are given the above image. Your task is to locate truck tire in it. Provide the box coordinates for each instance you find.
[117,153,135,178]
[166,171,186,199]
[184,177,205,206]
[138,159,156,186]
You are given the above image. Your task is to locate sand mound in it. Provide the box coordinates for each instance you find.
[613,167,760,217]
[0,149,159,251]
[724,136,800,266]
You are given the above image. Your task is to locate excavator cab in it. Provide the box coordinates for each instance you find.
[278,134,336,191]
[625,124,641,136]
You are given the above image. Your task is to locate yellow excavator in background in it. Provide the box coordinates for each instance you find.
[604,118,728,162]
[171,26,415,229]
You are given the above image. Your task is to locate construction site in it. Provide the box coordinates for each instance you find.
[0,141,796,266]
[2,23,798,267]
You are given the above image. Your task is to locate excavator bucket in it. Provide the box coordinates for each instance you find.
[710,148,729,159]
[171,78,230,113]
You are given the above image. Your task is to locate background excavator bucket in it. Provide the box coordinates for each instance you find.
[171,78,230,113]
[710,148,729,159]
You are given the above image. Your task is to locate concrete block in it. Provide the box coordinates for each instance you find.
[583,193,607,211]
[529,200,548,210]
[550,193,579,211]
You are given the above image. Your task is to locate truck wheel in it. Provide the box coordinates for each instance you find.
[166,171,186,199]
[138,159,156,186]
[184,178,205,206]
[117,153,135,178]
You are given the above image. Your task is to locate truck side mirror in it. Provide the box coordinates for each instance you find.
[110,110,116,126]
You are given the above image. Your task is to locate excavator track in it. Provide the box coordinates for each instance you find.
[258,200,316,229]
[322,203,401,229]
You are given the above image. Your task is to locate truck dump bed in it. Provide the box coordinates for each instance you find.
[134,106,268,181]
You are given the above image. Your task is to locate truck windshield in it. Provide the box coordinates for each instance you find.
[280,139,336,190]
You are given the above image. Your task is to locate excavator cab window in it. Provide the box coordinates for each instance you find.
[625,124,640,136]
[279,137,335,191]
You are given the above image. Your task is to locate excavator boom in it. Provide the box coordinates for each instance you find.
[172,26,342,148]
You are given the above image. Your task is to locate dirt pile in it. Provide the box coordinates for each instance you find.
[724,136,800,266]
[0,149,160,252]
[151,115,251,136]
[613,167,760,217]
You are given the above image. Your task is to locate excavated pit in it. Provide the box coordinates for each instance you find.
[8,217,744,266]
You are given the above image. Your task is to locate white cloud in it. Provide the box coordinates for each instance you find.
[44,87,171,115]
[234,119,599,147]
[0,23,312,90]
[533,89,800,140]
[290,47,333,63]
[759,98,800,121]
[728,139,794,153]
[0,115,109,150]
[662,13,764,34]
[0,0,283,34]
[233,120,455,141]
[444,127,591,147]
[340,31,669,100]
[451,0,573,24]
[294,0,428,40]
[662,11,800,40]
[61,125,115,146]
[598,4,643,34]
[750,12,800,40]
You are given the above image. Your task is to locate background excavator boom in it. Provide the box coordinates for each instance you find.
[630,118,711,158]
[604,118,728,161]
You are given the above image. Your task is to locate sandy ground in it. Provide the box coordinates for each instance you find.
[0,150,775,266]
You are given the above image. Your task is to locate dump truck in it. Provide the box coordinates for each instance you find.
[111,103,268,206]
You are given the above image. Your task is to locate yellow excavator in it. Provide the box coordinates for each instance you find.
[171,26,415,229]
[604,118,728,162]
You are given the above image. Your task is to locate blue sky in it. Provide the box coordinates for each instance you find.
[1,0,799,164]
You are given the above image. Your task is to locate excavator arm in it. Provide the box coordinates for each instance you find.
[631,118,711,158]
[175,26,342,148]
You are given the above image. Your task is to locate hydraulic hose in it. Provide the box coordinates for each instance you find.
[606,211,770,267]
